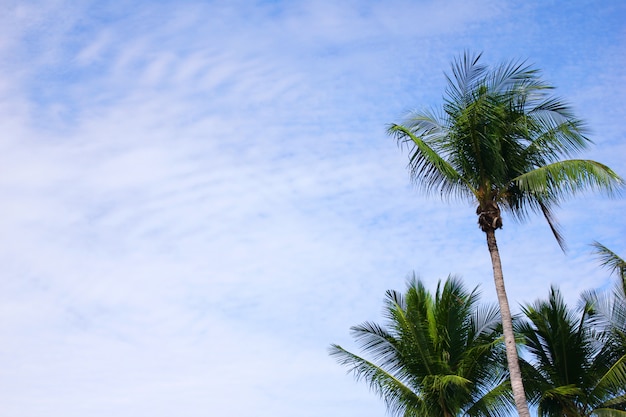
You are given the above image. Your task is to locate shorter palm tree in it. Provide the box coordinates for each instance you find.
[517,286,626,417]
[329,276,514,417]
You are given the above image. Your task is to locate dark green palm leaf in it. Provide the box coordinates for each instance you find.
[388,123,470,199]
[591,242,626,282]
[519,286,626,416]
[514,160,623,201]
[592,408,626,417]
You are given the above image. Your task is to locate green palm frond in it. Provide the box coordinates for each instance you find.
[538,385,587,417]
[592,242,626,282]
[514,160,623,201]
[391,285,439,377]
[592,409,626,417]
[423,374,472,392]
[592,354,626,398]
[524,99,589,159]
[582,289,614,325]
[542,384,585,399]
[539,199,567,251]
[487,58,539,93]
[388,123,470,199]
[328,344,425,416]
[465,376,515,417]
[470,303,501,338]
[444,51,488,107]
[582,286,626,363]
[518,357,551,404]
[586,243,626,359]
[349,321,403,373]
[598,392,626,409]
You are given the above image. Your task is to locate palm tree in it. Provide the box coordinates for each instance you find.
[583,243,626,357]
[388,52,623,417]
[330,276,514,417]
[516,286,626,417]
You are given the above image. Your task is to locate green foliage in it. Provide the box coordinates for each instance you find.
[384,51,623,417]
[590,242,626,283]
[517,287,626,417]
[583,244,626,362]
[330,276,514,417]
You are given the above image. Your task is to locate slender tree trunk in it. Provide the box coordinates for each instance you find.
[485,229,531,417]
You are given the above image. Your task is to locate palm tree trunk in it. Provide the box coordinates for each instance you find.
[485,229,531,417]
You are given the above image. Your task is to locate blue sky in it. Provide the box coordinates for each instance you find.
[1,1,624,416]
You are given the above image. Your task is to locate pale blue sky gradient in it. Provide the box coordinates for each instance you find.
[0,1,624,416]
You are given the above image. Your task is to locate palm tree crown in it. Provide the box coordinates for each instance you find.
[389,52,622,247]
[330,276,514,417]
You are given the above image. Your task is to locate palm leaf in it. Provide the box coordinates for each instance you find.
[592,408,626,417]
[328,344,425,416]
[465,376,515,417]
[593,354,626,397]
[349,321,403,373]
[388,123,470,198]
[444,51,488,108]
[598,393,626,409]
[592,242,626,282]
[514,159,623,201]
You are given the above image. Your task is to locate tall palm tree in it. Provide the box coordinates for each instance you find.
[516,286,626,417]
[388,52,623,417]
[330,276,514,417]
